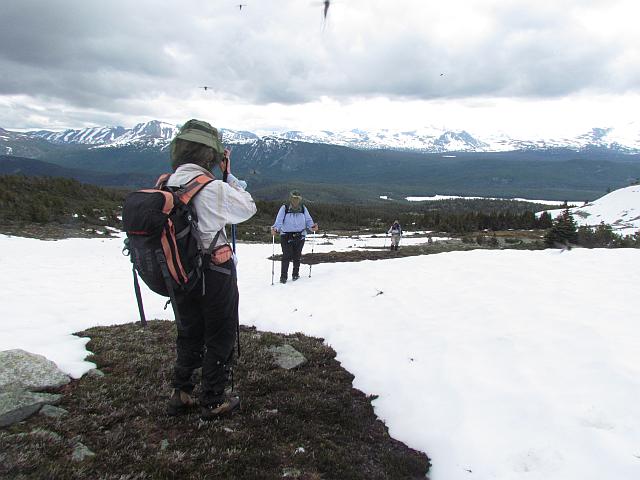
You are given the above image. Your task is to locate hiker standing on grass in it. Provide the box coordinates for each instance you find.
[166,119,256,420]
[270,190,318,283]
[388,220,402,251]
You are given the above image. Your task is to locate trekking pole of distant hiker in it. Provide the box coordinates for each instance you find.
[308,230,316,278]
[383,233,388,249]
[271,234,275,285]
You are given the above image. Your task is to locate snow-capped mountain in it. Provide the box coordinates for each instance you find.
[3,120,639,154]
[25,121,258,149]
[276,127,490,152]
[483,125,640,152]
[29,120,174,147]
[266,124,640,153]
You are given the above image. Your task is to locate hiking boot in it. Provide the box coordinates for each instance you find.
[292,274,299,281]
[200,395,240,420]
[167,389,196,416]
[280,277,287,284]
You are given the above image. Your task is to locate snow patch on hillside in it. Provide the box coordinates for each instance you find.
[544,185,640,234]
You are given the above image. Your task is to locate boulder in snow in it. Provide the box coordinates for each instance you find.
[0,349,70,392]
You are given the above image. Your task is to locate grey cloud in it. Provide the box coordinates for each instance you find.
[1,0,638,126]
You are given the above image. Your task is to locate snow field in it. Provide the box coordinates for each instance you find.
[1,234,639,479]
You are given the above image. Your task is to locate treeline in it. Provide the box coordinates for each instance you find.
[9,174,634,248]
[401,211,553,234]
[544,209,640,248]
[247,198,556,234]
[1,173,563,233]
[0,175,125,224]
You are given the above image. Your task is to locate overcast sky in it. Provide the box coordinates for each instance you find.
[1,0,639,138]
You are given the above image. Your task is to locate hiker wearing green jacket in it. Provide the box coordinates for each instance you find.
[271,190,318,283]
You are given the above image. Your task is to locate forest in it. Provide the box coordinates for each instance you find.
[1,174,637,248]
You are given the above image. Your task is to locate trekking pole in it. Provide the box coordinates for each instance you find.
[222,149,238,255]
[271,234,275,285]
[231,224,237,253]
[231,223,240,357]
[383,233,387,249]
[223,147,241,357]
[308,230,316,278]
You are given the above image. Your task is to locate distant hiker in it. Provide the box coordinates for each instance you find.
[165,119,256,420]
[388,220,402,250]
[270,190,318,283]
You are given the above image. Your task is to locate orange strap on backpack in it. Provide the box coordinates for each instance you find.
[211,244,233,265]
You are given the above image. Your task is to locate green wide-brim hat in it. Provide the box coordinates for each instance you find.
[173,119,224,154]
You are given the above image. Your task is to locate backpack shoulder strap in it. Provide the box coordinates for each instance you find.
[175,174,215,205]
[285,204,306,216]
[154,173,172,189]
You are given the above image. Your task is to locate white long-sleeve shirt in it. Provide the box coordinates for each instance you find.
[167,163,257,250]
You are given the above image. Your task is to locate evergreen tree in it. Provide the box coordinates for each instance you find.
[537,211,553,229]
[544,208,578,248]
[577,222,618,248]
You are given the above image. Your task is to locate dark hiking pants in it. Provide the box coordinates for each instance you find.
[172,259,238,407]
[280,233,305,280]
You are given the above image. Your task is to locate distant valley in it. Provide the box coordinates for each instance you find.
[1,121,640,202]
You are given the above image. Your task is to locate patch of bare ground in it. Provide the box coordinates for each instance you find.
[277,239,532,265]
[0,222,116,240]
[0,321,430,479]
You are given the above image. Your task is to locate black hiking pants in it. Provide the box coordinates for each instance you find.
[172,259,238,407]
[280,233,305,280]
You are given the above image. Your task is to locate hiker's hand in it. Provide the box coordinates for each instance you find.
[222,148,231,173]
[271,227,278,235]
[311,223,318,232]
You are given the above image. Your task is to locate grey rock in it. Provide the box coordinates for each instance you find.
[267,344,307,370]
[71,442,95,462]
[85,368,105,378]
[39,404,68,418]
[0,390,62,427]
[0,349,70,392]
[30,428,63,442]
[283,467,302,477]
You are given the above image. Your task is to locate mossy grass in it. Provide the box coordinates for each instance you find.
[271,237,545,265]
[0,321,430,479]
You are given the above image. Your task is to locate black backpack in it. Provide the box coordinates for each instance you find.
[122,173,216,327]
[284,204,306,217]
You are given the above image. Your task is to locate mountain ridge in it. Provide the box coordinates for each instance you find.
[3,121,640,203]
[2,120,639,154]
